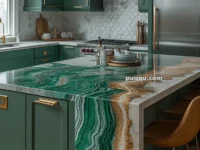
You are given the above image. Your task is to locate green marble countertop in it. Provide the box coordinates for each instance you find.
[1,53,200,150]
[0,53,199,105]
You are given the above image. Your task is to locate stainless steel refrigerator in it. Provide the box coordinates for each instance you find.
[152,0,200,56]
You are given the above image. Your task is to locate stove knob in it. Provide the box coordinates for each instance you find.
[90,49,94,52]
[81,48,86,52]
[86,49,90,52]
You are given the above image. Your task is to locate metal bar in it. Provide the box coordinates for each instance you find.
[34,99,59,107]
[74,6,83,8]
[153,6,158,50]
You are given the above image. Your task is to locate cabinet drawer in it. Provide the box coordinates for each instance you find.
[35,46,57,58]
[35,56,55,65]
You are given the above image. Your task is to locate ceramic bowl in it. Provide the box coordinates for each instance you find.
[41,36,51,40]
[42,33,51,37]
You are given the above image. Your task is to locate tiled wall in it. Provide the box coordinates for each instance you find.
[19,0,148,41]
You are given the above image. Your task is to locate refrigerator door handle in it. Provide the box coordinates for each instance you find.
[153,6,159,50]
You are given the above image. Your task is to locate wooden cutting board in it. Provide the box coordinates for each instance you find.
[36,14,50,39]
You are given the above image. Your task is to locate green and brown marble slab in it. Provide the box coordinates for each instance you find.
[1,54,200,149]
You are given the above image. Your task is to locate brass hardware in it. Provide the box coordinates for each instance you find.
[35,99,59,107]
[43,50,48,55]
[74,6,83,8]
[153,6,158,50]
[0,95,8,110]
[41,58,49,62]
[0,18,6,43]
[43,0,46,5]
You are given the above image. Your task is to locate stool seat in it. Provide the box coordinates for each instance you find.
[144,96,200,148]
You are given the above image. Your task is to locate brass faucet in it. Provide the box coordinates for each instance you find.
[0,18,5,43]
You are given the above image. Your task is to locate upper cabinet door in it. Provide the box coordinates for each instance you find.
[43,0,64,10]
[138,0,148,12]
[26,95,70,150]
[24,0,64,11]
[65,0,104,11]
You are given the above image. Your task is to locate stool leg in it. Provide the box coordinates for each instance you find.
[152,145,155,150]
[186,144,189,150]
[196,136,199,150]
[172,148,175,150]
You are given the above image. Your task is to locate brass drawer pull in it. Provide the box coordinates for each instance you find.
[43,0,46,5]
[35,99,59,107]
[0,95,8,110]
[74,6,83,8]
[41,58,49,62]
[43,50,48,55]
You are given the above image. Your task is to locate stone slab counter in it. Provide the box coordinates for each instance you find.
[0,54,200,150]
[0,41,85,52]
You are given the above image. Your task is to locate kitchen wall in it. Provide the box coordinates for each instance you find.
[19,0,148,41]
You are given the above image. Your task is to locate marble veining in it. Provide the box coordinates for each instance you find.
[0,54,200,150]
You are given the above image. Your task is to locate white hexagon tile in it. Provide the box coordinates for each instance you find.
[18,0,148,41]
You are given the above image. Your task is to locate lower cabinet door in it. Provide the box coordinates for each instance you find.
[59,46,79,60]
[26,95,68,150]
[0,90,26,150]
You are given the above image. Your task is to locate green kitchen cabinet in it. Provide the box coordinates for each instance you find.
[26,95,75,150]
[138,0,148,12]
[24,0,64,11]
[65,0,104,11]
[0,49,34,72]
[59,46,80,60]
[34,45,59,65]
[0,90,26,150]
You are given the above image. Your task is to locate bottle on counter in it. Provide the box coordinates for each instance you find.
[16,35,20,42]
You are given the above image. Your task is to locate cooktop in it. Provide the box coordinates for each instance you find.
[85,39,137,46]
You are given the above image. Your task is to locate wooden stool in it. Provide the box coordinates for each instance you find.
[144,96,200,150]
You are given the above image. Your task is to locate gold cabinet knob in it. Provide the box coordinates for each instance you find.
[43,50,48,55]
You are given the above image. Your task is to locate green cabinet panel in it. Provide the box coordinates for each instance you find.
[0,49,34,72]
[138,0,148,12]
[24,0,64,11]
[35,46,58,58]
[65,0,104,11]
[35,55,56,65]
[59,46,80,60]
[34,46,59,65]
[0,90,25,150]
[26,95,69,150]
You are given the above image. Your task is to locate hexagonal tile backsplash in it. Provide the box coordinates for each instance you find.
[19,0,148,41]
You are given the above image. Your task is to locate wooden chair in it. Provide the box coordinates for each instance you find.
[144,96,200,149]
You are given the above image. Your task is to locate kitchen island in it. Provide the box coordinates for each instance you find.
[0,53,200,150]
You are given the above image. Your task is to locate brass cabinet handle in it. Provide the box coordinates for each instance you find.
[153,6,159,50]
[74,6,83,8]
[43,0,46,5]
[43,50,48,55]
[0,95,8,110]
[34,99,59,107]
[41,58,49,62]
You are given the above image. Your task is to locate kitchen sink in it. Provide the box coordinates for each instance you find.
[0,42,20,48]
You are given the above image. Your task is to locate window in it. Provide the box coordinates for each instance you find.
[0,0,18,36]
